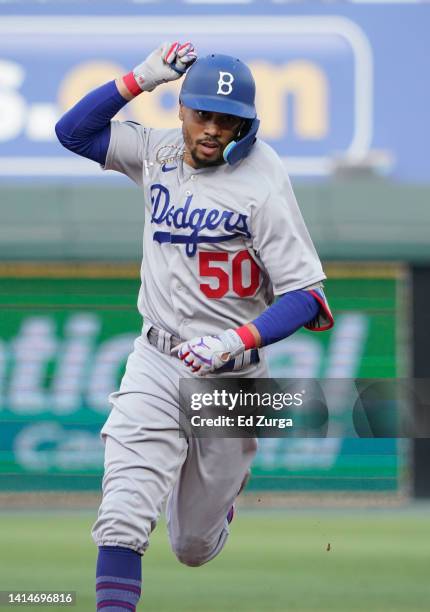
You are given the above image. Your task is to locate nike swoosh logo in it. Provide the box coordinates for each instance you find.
[161,164,177,172]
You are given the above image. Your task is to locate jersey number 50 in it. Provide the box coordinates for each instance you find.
[199,250,260,299]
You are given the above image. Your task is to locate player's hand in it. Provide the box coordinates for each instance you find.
[133,41,197,92]
[172,329,245,376]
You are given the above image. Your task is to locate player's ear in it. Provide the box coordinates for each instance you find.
[178,102,184,122]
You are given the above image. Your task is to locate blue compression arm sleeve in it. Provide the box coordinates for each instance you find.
[55,80,129,165]
[252,290,320,346]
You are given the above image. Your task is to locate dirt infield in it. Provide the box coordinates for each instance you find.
[0,490,408,511]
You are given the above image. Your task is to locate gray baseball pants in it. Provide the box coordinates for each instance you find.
[91,329,267,566]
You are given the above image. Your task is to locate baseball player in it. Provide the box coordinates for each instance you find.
[55,42,333,611]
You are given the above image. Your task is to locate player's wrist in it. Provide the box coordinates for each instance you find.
[234,324,260,350]
[122,71,144,98]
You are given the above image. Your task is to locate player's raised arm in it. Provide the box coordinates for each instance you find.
[54,42,197,166]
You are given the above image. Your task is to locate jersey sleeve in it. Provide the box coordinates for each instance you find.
[250,167,326,295]
[103,120,150,186]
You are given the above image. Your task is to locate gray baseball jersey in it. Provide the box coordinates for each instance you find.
[104,121,326,340]
[93,120,328,560]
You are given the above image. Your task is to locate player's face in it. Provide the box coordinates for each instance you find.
[179,104,243,169]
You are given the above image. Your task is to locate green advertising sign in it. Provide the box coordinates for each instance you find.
[0,263,405,492]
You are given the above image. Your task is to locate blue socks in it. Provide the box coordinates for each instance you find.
[96,546,142,611]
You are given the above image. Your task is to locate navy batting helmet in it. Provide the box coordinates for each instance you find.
[179,54,260,165]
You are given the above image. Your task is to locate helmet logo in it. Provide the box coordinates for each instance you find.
[217,71,234,96]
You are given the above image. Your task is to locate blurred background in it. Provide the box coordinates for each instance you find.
[0,1,429,611]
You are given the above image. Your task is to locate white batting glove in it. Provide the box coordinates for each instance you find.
[133,41,197,92]
[173,329,245,377]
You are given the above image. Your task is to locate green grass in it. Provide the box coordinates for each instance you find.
[0,509,429,611]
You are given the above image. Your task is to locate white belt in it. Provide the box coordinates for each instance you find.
[146,324,260,372]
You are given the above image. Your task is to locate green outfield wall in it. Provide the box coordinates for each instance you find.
[0,263,406,492]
